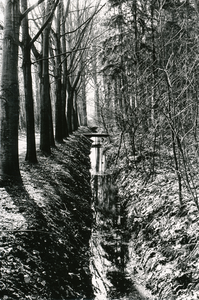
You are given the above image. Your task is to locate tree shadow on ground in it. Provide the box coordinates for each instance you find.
[0,133,94,300]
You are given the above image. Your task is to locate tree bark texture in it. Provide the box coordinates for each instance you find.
[21,0,38,163]
[61,0,69,138]
[40,1,52,154]
[55,2,63,143]
[80,69,88,126]
[0,0,21,180]
[67,82,74,135]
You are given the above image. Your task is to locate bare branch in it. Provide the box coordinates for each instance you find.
[29,0,59,48]
[65,0,71,18]
[61,3,105,37]
[31,47,89,64]
[20,0,45,20]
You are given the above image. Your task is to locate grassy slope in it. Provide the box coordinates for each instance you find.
[0,128,94,300]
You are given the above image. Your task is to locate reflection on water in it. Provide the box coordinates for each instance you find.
[89,135,144,300]
[90,136,106,175]
[90,174,132,300]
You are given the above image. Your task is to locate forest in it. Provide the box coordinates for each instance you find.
[1,0,199,299]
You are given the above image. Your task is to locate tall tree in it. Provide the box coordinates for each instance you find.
[21,0,38,163]
[60,0,70,138]
[40,3,51,154]
[0,0,58,179]
[40,0,58,154]
[65,0,103,132]
[54,2,63,142]
[0,0,21,181]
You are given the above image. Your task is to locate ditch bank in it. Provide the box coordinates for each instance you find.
[110,144,199,300]
[89,137,151,300]
[0,127,94,299]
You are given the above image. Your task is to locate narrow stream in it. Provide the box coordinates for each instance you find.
[89,135,144,300]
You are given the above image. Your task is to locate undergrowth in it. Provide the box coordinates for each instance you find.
[104,132,199,300]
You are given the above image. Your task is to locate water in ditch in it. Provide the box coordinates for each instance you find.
[88,135,145,300]
[89,173,144,300]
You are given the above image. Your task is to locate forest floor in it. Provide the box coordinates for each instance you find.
[4,129,190,300]
[0,130,154,300]
[0,128,94,300]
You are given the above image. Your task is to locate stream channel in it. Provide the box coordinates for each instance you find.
[88,134,145,300]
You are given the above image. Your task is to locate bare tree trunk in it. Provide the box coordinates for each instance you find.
[21,0,38,163]
[55,2,63,143]
[92,48,100,126]
[61,0,69,138]
[67,82,74,134]
[77,2,87,127]
[0,0,21,181]
[80,68,88,126]
[40,1,53,154]
[73,90,79,131]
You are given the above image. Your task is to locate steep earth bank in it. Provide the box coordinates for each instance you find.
[109,146,199,300]
[0,128,94,299]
